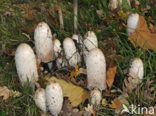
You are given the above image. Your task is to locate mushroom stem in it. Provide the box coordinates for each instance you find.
[58,0,64,30]
[73,0,78,33]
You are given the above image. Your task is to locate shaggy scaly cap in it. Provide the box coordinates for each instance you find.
[46,81,63,116]
[90,88,102,106]
[34,88,46,113]
[15,43,38,87]
[127,13,139,36]
[34,22,54,63]
[129,58,144,79]
[63,38,81,67]
[86,48,106,91]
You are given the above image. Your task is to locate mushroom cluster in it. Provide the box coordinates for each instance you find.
[14,17,144,114]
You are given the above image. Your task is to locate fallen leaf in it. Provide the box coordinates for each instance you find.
[46,76,89,107]
[106,60,117,89]
[69,65,79,79]
[128,16,156,51]
[101,98,108,106]
[0,86,21,101]
[109,98,123,109]
[149,23,156,33]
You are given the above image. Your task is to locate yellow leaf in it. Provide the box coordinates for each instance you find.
[128,16,156,51]
[102,98,108,106]
[69,65,79,79]
[46,76,89,107]
[0,86,21,101]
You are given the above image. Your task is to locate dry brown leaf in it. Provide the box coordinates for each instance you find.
[109,98,123,109]
[0,86,21,101]
[149,23,156,33]
[46,76,89,107]
[106,61,117,89]
[128,16,156,51]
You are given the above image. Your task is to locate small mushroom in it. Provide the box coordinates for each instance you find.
[15,43,38,87]
[108,0,121,10]
[34,88,46,113]
[53,38,62,58]
[46,81,63,116]
[83,31,98,51]
[34,22,54,70]
[83,31,98,63]
[90,88,102,106]
[127,13,139,36]
[129,58,144,79]
[109,0,131,10]
[56,56,67,69]
[86,48,106,91]
[63,37,81,67]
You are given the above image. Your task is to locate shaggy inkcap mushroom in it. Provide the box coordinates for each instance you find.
[63,38,81,67]
[86,48,106,91]
[127,13,139,36]
[34,88,46,113]
[90,88,102,106]
[84,31,98,51]
[53,38,62,58]
[109,0,120,10]
[129,58,144,79]
[15,43,38,87]
[46,81,63,116]
[34,22,54,63]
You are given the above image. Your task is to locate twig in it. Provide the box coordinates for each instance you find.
[58,0,64,30]
[73,0,78,33]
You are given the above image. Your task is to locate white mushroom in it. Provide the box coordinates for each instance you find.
[15,43,38,87]
[90,88,102,106]
[63,38,81,67]
[34,22,54,70]
[86,48,106,91]
[127,13,139,36]
[53,38,62,58]
[83,31,98,63]
[108,0,120,10]
[108,0,131,10]
[84,31,98,51]
[46,81,63,116]
[34,88,46,113]
[129,58,144,79]
[56,57,67,69]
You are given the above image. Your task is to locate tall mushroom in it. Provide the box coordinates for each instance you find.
[34,88,46,113]
[15,43,38,88]
[46,81,63,116]
[127,13,139,36]
[86,48,106,91]
[34,22,54,70]
[63,37,81,67]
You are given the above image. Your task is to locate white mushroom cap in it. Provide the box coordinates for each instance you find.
[90,88,102,106]
[15,43,38,87]
[46,81,63,116]
[34,22,54,63]
[86,48,106,91]
[127,13,139,36]
[84,31,98,51]
[53,39,62,58]
[129,58,144,79]
[56,57,67,69]
[63,38,81,67]
[34,88,46,113]
[108,0,119,10]
[72,34,79,43]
